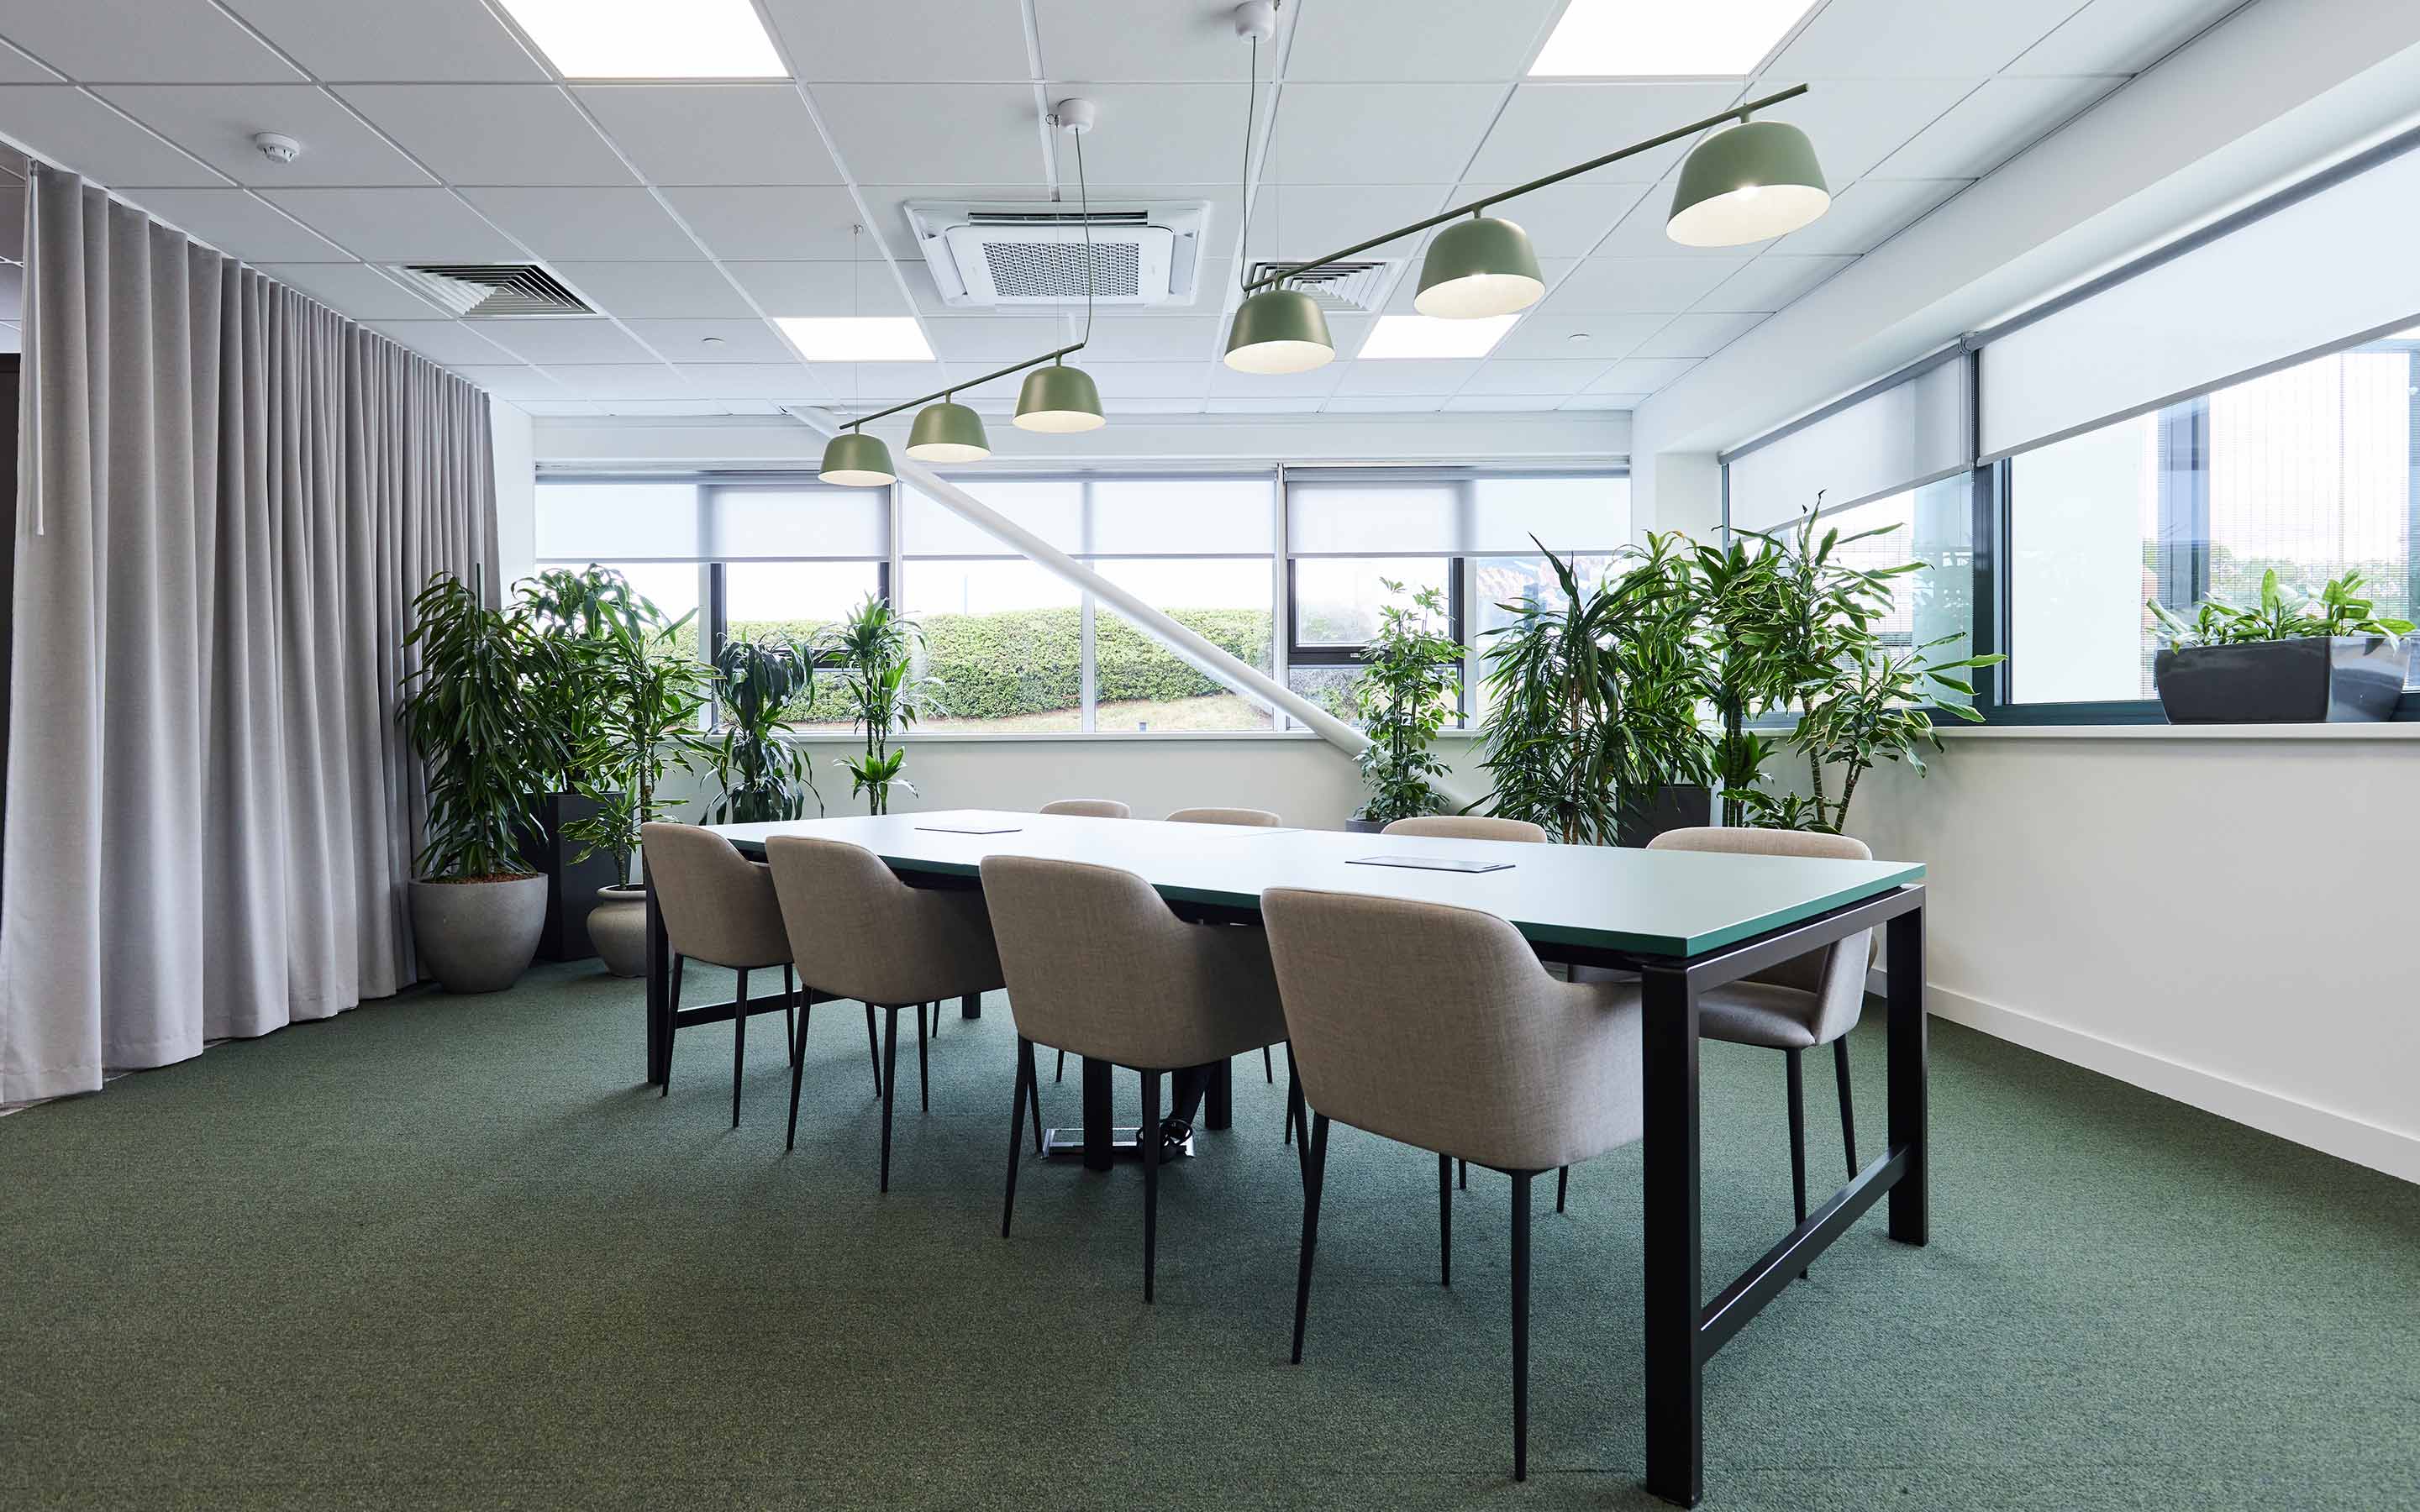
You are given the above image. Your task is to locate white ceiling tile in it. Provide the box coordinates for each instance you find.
[1539,257,1745,315]
[448,364,570,399]
[921,316,1073,361]
[1591,193,1772,259]
[1208,360,1342,398]
[1442,395,1570,412]
[1456,359,1606,396]
[818,360,949,397]
[1048,84,1240,183]
[808,84,1041,185]
[508,399,605,415]
[1268,84,1506,184]
[1693,253,1856,312]
[229,0,549,82]
[1207,396,1324,413]
[1071,316,1220,362]
[1035,0,1293,80]
[1247,183,1451,264]
[261,260,450,318]
[1441,180,1650,260]
[0,87,225,186]
[1462,83,1741,185]
[542,364,698,399]
[260,187,523,260]
[1323,395,1447,413]
[1628,311,1768,359]
[1766,0,2085,77]
[1586,356,1698,393]
[606,399,783,416]
[552,261,755,318]
[1286,0,1563,81]
[122,188,348,261]
[1752,77,1982,184]
[1870,75,2120,179]
[765,0,1034,81]
[0,39,57,82]
[94,85,435,187]
[337,86,634,186]
[1561,392,1644,410]
[1081,361,1212,398]
[1773,177,1965,255]
[722,260,913,316]
[0,0,304,82]
[667,363,820,399]
[574,85,842,186]
[458,186,703,260]
[1489,310,1666,360]
[622,318,797,363]
[1104,396,1208,415]
[1333,359,1481,396]
[366,319,521,365]
[467,318,655,365]
[2009,0,2239,75]
[663,187,871,260]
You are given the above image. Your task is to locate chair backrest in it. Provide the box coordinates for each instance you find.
[1261,888,1642,1172]
[1381,815,1548,843]
[1039,798,1130,819]
[762,835,1002,1006]
[978,855,1286,1069]
[1166,806,1284,827]
[1646,827,1876,1040]
[639,822,788,969]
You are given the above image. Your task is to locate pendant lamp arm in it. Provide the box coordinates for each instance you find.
[847,339,1090,431]
[1240,82,1811,293]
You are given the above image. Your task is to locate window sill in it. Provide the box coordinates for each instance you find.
[777,728,1331,745]
[1936,722,2420,741]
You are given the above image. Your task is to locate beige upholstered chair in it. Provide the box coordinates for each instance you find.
[1166,806,1283,827]
[1380,815,1549,843]
[982,855,1292,1302]
[1261,887,1642,1483]
[1039,798,1130,819]
[764,836,1006,1192]
[1646,827,1877,1235]
[640,822,800,1129]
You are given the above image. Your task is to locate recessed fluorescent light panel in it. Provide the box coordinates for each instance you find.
[497,0,786,79]
[775,317,936,363]
[1528,0,1815,76]
[1357,314,1519,360]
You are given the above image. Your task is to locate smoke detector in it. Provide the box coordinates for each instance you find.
[253,132,301,165]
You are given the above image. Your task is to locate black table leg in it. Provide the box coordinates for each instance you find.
[643,862,670,1086]
[960,992,981,1021]
[1640,963,1702,1508]
[1081,1056,1113,1173]
[1203,1056,1232,1131]
[1886,899,1928,1246]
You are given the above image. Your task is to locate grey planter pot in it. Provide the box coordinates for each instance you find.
[2153,635,2412,722]
[1342,816,1386,834]
[408,874,548,995]
[587,885,649,979]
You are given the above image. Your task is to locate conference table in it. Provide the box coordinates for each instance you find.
[639,810,1928,1508]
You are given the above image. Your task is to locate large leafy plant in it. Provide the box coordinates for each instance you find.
[515,564,651,792]
[560,586,716,879]
[2148,568,2414,648]
[822,594,938,816]
[1351,580,1463,825]
[1478,533,1712,845]
[397,571,561,881]
[705,636,822,823]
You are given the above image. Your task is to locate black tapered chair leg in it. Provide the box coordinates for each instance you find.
[1786,1046,1809,1278]
[1555,1165,1569,1215]
[1458,1158,1467,1190]
[1833,1036,1858,1175]
[1438,1152,1453,1287]
[1055,1047,1065,1084]
[1002,1037,1034,1237]
[730,966,749,1129]
[1512,1170,1534,1483]
[662,955,685,1096]
[1141,1066,1161,1303]
[1281,1045,1297,1145]
[1262,1044,1274,1084]
[1029,1058,1044,1154]
[1286,1056,1308,1187]
[865,1003,881,1095]
[783,964,797,1060]
[786,998,810,1152]
[1291,1112,1331,1363]
[916,1000,930,1112]
[879,1007,901,1193]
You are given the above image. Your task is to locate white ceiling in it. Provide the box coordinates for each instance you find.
[0,0,2248,420]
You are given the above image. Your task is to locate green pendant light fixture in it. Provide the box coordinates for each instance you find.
[1014,358,1107,433]
[818,426,895,487]
[1415,213,1545,318]
[1666,117,1829,247]
[905,396,990,461]
[1220,3,1335,375]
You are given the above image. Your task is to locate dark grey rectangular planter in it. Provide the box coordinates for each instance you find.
[1618,784,1712,848]
[2153,635,2412,723]
[519,791,623,962]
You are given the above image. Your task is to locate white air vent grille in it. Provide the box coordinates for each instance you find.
[1248,260,1393,314]
[906,199,1210,309]
[982,241,1143,301]
[388,263,592,318]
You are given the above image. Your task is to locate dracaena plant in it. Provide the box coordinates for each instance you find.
[820,594,939,816]
[397,570,562,882]
[705,635,822,824]
[2148,568,2416,648]
[515,564,656,792]
[1351,579,1464,826]
[560,586,717,880]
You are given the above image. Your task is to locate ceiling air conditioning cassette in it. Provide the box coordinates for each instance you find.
[903,200,1211,309]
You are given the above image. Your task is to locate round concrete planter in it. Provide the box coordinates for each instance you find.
[587,885,649,979]
[1342,817,1385,833]
[408,874,548,994]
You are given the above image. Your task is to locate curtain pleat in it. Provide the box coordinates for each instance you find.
[0,166,497,1102]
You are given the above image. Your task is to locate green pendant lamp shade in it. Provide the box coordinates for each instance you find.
[905,399,991,462]
[818,429,895,487]
[1223,286,1334,375]
[1013,361,1106,433]
[1416,215,1545,319]
[1667,118,1829,248]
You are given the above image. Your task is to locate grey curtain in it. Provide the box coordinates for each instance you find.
[0,166,498,1103]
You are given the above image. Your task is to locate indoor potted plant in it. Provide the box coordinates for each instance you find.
[514,564,637,963]
[397,570,561,994]
[2149,569,2414,722]
[705,634,823,823]
[822,593,937,816]
[1344,580,1463,832]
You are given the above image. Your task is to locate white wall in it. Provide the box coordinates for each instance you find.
[490,396,535,590]
[1846,730,2420,1183]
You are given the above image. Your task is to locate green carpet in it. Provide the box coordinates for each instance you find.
[4,963,2416,1510]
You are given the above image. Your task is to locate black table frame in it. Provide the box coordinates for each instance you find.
[639,847,1925,1510]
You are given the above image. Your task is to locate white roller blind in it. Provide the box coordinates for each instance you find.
[706,486,887,560]
[902,479,1081,557]
[1287,472,1628,555]
[1979,139,2420,461]
[1724,357,1969,533]
[534,482,698,560]
[535,479,887,561]
[1088,476,1276,555]
[1470,475,1629,554]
